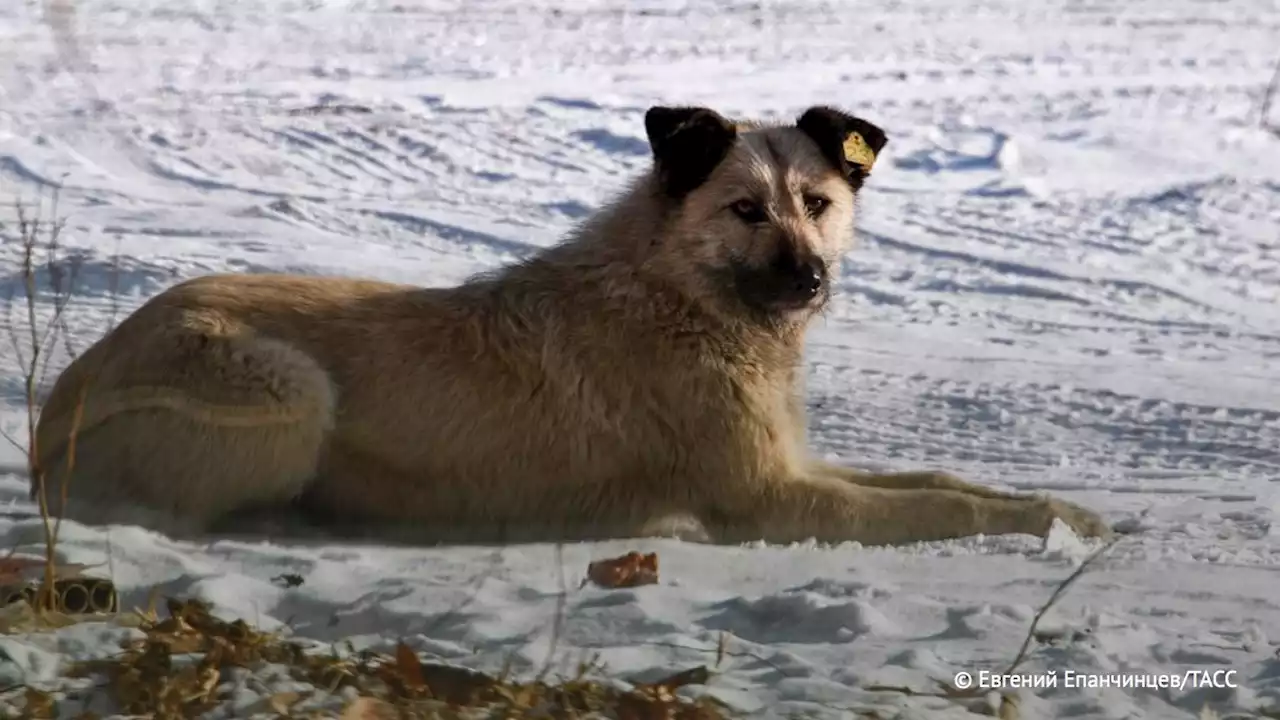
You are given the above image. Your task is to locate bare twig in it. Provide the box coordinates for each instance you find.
[1001,535,1124,676]
[0,189,92,614]
[1260,53,1280,131]
[536,542,570,683]
[864,535,1127,706]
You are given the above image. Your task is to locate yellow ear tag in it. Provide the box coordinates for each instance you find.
[842,132,877,172]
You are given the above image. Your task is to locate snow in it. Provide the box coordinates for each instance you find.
[0,0,1278,717]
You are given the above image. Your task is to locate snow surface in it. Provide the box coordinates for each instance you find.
[0,0,1278,717]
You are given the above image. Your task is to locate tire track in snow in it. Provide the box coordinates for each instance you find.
[806,362,1280,489]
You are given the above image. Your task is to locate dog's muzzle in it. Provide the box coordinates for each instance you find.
[732,249,829,314]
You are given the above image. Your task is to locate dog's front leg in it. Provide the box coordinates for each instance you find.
[811,461,1111,538]
[707,471,1112,546]
[810,460,1017,499]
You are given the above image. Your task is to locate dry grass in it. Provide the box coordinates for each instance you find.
[0,535,1151,720]
[0,190,91,617]
[3,593,732,720]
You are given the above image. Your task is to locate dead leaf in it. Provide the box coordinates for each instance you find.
[174,631,212,656]
[0,597,37,632]
[271,573,306,589]
[133,585,163,624]
[0,555,45,585]
[0,557,98,585]
[57,587,735,720]
[340,697,397,720]
[639,665,711,694]
[23,686,57,719]
[394,641,425,692]
[32,607,81,630]
[268,690,303,715]
[188,665,221,703]
[998,693,1021,720]
[587,551,659,589]
[418,663,495,704]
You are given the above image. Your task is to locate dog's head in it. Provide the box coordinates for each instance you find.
[641,105,886,325]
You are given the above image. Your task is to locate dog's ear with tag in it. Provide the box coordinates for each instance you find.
[795,106,888,191]
[644,106,739,198]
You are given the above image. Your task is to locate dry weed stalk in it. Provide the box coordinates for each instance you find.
[999,535,1123,677]
[863,535,1126,719]
[42,596,731,719]
[0,190,92,615]
[1262,53,1280,134]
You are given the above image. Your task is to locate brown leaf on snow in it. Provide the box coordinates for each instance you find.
[267,690,303,715]
[0,556,45,585]
[340,696,397,720]
[638,665,712,697]
[393,641,426,693]
[23,687,57,719]
[418,663,494,705]
[587,551,660,589]
[59,589,732,720]
[998,692,1022,720]
[0,598,37,632]
[0,556,98,585]
[165,662,221,707]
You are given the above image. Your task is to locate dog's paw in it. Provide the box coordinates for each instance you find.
[1036,497,1113,540]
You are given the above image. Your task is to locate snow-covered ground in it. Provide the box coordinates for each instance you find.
[1,0,1278,717]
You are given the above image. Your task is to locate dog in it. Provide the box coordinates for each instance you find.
[31,105,1111,546]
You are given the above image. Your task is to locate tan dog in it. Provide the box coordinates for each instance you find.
[31,105,1111,546]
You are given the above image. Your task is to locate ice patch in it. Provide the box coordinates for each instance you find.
[1039,518,1091,564]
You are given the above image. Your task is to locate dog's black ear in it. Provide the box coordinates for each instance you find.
[796,106,887,191]
[644,106,738,198]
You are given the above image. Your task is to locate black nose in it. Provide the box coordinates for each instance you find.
[792,260,823,298]
[770,250,826,305]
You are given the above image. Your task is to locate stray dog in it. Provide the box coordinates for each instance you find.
[32,105,1111,546]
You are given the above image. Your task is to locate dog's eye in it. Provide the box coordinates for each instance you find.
[729,199,767,224]
[803,194,830,217]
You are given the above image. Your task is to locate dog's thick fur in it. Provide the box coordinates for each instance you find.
[32,105,1111,546]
